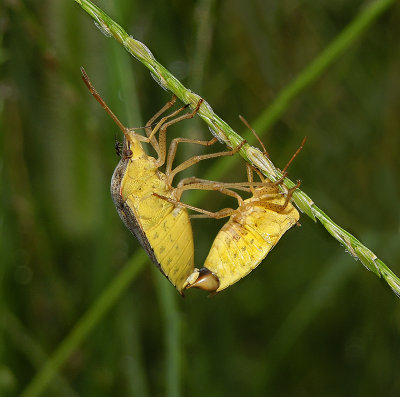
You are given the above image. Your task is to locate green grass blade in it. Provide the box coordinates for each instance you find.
[20,251,146,397]
[153,269,182,397]
[252,0,398,134]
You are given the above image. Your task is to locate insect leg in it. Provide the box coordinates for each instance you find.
[165,136,218,178]
[272,172,288,186]
[282,180,302,207]
[263,179,302,212]
[133,103,191,155]
[246,163,282,195]
[166,139,246,187]
[245,164,257,195]
[282,137,307,173]
[174,181,245,206]
[153,193,236,219]
[239,115,270,159]
[239,113,305,184]
[177,177,259,192]
[144,95,177,154]
[251,165,266,183]
[154,99,204,167]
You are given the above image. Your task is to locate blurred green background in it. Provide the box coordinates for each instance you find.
[2,0,400,396]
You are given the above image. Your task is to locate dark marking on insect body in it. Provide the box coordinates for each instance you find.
[110,156,162,271]
[115,138,123,157]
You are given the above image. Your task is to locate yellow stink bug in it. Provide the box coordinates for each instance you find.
[81,68,243,293]
[184,173,300,292]
[156,119,303,293]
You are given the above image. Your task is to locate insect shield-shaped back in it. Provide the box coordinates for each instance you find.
[81,68,197,294]
[111,153,195,293]
[109,129,196,294]
[214,185,298,292]
[186,183,300,293]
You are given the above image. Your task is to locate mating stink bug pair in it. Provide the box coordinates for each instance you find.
[81,68,301,294]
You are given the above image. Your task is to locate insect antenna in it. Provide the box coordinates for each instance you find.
[282,136,307,173]
[81,67,160,139]
[81,67,128,135]
[239,115,270,159]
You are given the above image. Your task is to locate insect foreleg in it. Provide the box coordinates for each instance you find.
[144,95,177,154]
[166,137,218,177]
[166,140,246,187]
[153,99,203,168]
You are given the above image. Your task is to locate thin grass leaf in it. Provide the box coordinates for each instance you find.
[20,252,146,397]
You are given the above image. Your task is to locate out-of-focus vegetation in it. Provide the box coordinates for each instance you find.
[2,0,400,396]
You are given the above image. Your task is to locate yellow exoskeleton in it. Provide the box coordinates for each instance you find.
[81,68,243,293]
[156,119,303,293]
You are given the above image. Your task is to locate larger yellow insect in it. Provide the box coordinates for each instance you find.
[81,68,242,293]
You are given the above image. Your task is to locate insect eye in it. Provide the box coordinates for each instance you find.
[124,149,133,158]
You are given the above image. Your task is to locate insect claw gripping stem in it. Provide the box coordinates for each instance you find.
[193,98,203,112]
[169,95,177,106]
[272,172,288,186]
[283,180,302,209]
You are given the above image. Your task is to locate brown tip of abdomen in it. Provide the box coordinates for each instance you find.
[187,268,220,292]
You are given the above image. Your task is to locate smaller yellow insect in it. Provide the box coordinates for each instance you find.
[184,173,300,292]
[156,120,303,293]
